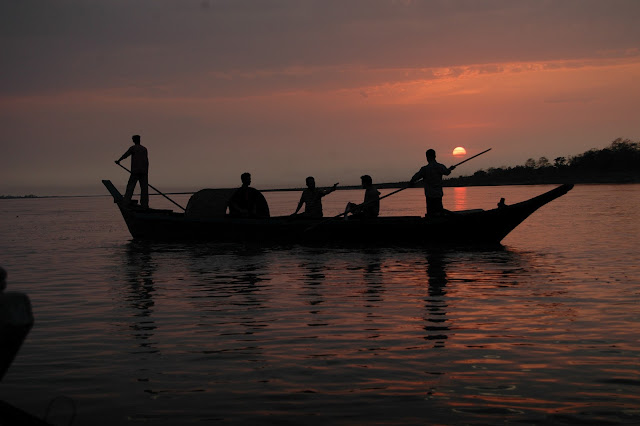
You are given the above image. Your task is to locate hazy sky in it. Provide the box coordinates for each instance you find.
[2,0,639,195]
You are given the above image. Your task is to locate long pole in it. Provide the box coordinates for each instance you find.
[451,148,492,168]
[116,162,186,211]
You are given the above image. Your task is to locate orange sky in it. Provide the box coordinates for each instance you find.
[1,1,639,195]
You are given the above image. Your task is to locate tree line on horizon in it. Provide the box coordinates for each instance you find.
[2,138,639,198]
[0,194,38,199]
[444,138,640,186]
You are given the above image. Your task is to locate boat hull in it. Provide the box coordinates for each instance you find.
[102,181,573,246]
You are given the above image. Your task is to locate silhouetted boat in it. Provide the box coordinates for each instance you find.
[102,180,573,246]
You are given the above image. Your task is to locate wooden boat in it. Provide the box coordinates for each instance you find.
[102,180,573,246]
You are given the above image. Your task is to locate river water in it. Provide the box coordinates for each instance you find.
[1,184,639,425]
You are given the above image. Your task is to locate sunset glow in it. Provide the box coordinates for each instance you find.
[1,2,639,195]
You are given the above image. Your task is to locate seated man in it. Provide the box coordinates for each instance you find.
[227,172,270,218]
[292,176,338,218]
[344,175,380,219]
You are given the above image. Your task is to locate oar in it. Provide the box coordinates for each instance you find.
[305,148,492,232]
[116,162,186,211]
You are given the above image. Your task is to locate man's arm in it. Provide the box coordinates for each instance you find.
[409,169,423,186]
[320,183,339,197]
[115,147,132,164]
[293,193,305,214]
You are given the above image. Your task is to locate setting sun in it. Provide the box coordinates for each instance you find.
[452,146,467,157]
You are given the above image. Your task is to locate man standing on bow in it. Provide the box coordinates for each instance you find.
[116,134,149,208]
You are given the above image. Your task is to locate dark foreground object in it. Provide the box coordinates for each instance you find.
[1,276,52,425]
[103,180,573,246]
[0,292,33,382]
[0,400,52,426]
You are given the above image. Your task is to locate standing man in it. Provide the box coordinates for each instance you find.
[410,149,455,216]
[116,134,149,208]
[292,177,338,218]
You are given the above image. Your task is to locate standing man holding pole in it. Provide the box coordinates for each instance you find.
[410,149,455,217]
[116,134,149,208]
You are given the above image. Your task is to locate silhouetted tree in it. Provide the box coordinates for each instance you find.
[444,138,639,186]
[537,157,550,168]
[554,157,567,167]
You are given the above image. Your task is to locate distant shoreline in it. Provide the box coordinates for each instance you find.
[0,194,107,200]
[2,178,638,200]
[3,138,638,199]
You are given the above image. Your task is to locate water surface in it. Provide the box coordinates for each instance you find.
[1,184,639,425]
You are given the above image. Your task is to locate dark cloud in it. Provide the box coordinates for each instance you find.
[2,0,640,96]
[2,1,640,194]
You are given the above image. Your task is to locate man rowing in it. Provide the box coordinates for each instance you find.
[410,149,455,217]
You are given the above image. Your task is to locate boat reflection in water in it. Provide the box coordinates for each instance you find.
[110,239,573,423]
[123,241,158,356]
[424,251,450,348]
[3,183,638,425]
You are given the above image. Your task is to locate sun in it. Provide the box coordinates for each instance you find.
[452,146,467,157]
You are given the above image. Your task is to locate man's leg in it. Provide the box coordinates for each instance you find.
[434,198,444,214]
[426,197,444,216]
[123,174,138,203]
[139,174,149,208]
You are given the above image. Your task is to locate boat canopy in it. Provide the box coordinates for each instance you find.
[185,189,235,219]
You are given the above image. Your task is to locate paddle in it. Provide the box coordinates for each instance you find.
[115,162,186,211]
[304,148,492,232]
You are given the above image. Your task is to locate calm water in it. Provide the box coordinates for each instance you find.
[1,184,639,425]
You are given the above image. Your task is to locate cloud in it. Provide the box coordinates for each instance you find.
[2,0,640,194]
[2,0,640,96]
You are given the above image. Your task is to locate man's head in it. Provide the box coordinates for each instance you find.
[360,175,372,187]
[305,176,316,188]
[426,149,436,161]
[241,172,251,186]
[132,135,141,144]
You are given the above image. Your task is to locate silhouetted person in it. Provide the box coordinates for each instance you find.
[0,266,6,292]
[228,172,270,218]
[344,174,381,218]
[116,134,149,208]
[1,266,34,382]
[410,149,455,216]
[292,177,338,218]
